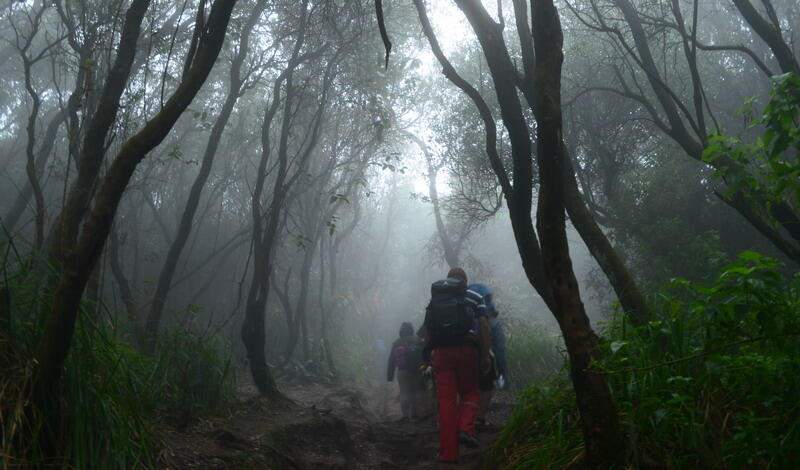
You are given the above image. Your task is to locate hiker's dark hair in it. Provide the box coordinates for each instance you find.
[399,322,414,337]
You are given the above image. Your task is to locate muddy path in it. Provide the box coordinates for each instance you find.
[159,376,513,469]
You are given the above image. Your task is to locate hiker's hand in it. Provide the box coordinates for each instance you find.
[481,355,491,375]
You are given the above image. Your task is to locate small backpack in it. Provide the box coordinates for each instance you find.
[394,343,424,371]
[425,279,473,342]
[393,345,408,369]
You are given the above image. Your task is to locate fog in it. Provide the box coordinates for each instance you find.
[1,0,798,466]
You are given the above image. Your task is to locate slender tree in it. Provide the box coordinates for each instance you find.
[144,0,270,349]
[31,0,238,452]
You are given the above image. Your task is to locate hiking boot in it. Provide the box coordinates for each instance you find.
[458,431,479,448]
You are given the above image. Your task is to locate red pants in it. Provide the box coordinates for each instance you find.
[432,345,479,462]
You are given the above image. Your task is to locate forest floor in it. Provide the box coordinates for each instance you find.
[158,372,513,469]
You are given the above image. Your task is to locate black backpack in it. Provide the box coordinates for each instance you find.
[425,279,473,341]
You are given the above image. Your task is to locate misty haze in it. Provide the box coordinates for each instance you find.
[1,0,798,468]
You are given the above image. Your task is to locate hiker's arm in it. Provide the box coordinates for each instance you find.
[479,316,491,374]
[493,321,507,376]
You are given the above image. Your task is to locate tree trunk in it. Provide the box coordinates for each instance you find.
[242,10,336,393]
[4,109,66,232]
[505,0,652,323]
[241,11,309,393]
[731,0,800,75]
[414,0,556,311]
[319,237,337,375]
[31,0,237,453]
[144,0,268,349]
[48,0,154,265]
[284,235,317,362]
[531,1,624,465]
[108,227,139,335]
[408,133,460,268]
[21,51,47,251]
[562,151,651,325]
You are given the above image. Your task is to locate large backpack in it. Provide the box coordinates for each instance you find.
[425,279,473,342]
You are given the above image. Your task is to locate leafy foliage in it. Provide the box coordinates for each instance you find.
[704,73,800,209]
[0,250,234,468]
[489,252,800,469]
[503,319,563,389]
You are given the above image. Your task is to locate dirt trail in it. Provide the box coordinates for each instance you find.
[159,376,512,469]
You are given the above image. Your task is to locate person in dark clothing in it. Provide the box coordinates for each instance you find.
[387,322,425,420]
[469,283,508,428]
[424,267,491,464]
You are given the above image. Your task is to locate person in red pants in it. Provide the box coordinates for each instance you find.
[423,267,491,464]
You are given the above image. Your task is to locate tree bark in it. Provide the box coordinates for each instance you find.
[144,0,268,350]
[241,3,311,394]
[4,109,66,233]
[731,0,800,75]
[48,0,154,265]
[413,0,556,311]
[108,226,140,337]
[417,0,625,465]
[531,1,624,465]
[562,151,651,325]
[31,0,237,451]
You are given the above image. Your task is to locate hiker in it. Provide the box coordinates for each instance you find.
[469,283,508,429]
[387,322,425,420]
[423,267,491,464]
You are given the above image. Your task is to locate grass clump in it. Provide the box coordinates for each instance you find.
[0,244,235,468]
[488,251,800,469]
[504,319,563,389]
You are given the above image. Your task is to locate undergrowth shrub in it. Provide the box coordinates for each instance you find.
[503,318,563,388]
[332,330,381,385]
[489,251,800,469]
[0,244,235,468]
[148,328,235,428]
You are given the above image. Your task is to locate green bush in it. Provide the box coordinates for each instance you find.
[0,246,235,468]
[489,251,800,469]
[486,381,582,469]
[503,319,563,389]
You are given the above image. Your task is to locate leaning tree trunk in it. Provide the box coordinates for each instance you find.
[416,0,625,465]
[31,0,237,455]
[531,1,624,465]
[731,0,799,75]
[504,0,652,323]
[48,0,153,266]
[562,151,651,326]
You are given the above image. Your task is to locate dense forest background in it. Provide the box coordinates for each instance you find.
[0,0,798,468]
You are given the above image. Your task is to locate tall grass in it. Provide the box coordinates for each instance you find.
[488,251,800,469]
[504,319,564,388]
[0,240,235,469]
